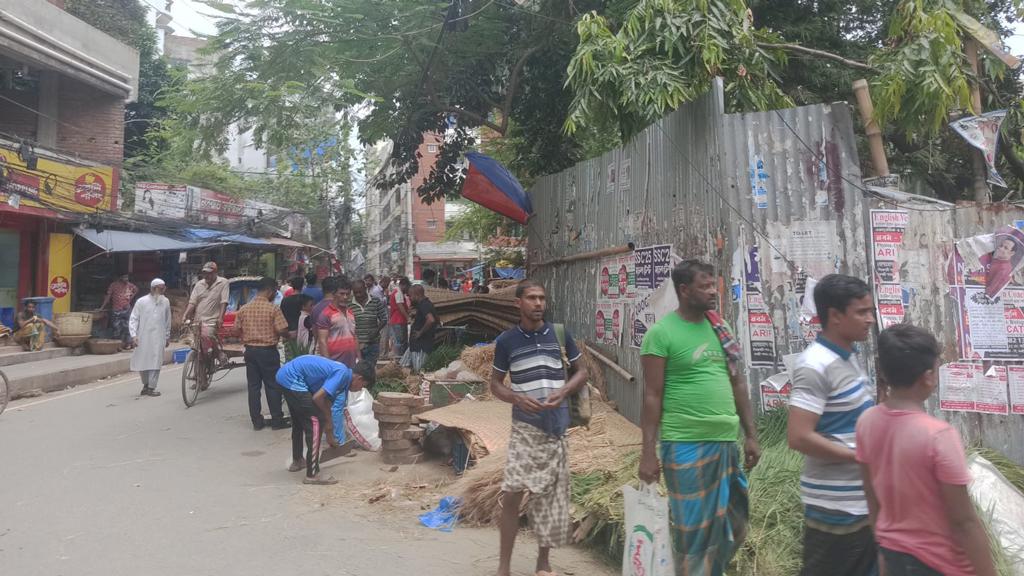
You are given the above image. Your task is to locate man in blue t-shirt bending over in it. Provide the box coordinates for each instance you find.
[275,356,373,485]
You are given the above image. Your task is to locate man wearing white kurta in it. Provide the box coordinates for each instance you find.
[130,278,171,397]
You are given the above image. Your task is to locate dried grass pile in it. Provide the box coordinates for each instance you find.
[375,362,407,381]
[459,344,496,380]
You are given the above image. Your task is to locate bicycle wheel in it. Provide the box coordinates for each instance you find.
[181,350,202,407]
[0,369,8,416]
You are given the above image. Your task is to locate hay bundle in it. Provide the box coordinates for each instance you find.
[460,344,496,380]
[578,343,607,400]
[375,362,407,381]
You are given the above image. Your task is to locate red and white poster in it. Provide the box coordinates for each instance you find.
[744,247,777,367]
[759,375,791,412]
[1008,366,1024,414]
[870,209,908,328]
[597,253,637,302]
[595,302,624,346]
[939,362,1010,414]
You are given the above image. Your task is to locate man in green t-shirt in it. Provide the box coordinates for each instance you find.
[639,259,760,576]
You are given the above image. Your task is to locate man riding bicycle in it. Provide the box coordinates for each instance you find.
[182,261,230,372]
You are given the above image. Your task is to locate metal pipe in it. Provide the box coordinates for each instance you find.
[851,79,889,178]
[583,343,635,383]
[532,243,634,269]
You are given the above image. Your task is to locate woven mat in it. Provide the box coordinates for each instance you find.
[417,400,512,454]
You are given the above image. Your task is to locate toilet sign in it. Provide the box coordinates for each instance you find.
[49,275,69,299]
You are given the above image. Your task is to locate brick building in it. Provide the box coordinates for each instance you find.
[0,0,139,319]
[365,134,478,280]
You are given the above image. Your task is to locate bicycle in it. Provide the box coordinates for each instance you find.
[0,367,8,416]
[180,321,244,408]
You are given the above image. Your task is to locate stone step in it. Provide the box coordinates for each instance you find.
[0,345,71,367]
[3,347,176,400]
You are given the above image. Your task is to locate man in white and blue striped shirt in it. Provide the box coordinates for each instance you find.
[489,279,588,576]
[788,274,878,576]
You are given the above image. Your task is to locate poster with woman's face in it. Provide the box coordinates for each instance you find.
[983,226,1024,298]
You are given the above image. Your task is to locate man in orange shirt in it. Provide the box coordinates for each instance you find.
[235,277,290,431]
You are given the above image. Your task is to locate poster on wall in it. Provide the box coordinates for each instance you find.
[939,363,1010,414]
[949,226,1024,359]
[949,110,1008,188]
[606,161,617,194]
[1008,366,1024,414]
[767,220,838,284]
[595,302,625,346]
[630,278,677,348]
[633,244,673,292]
[744,246,777,367]
[749,156,770,210]
[870,210,908,328]
[760,378,791,412]
[597,252,637,302]
[619,158,632,191]
[134,182,189,219]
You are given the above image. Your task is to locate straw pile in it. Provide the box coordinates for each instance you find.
[460,344,496,380]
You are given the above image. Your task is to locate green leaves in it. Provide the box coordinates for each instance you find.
[565,0,791,140]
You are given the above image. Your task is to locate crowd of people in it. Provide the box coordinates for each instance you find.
[27,257,990,575]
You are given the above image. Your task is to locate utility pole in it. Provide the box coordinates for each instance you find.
[965,39,992,203]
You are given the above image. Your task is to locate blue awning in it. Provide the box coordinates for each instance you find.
[184,228,270,246]
[74,228,210,253]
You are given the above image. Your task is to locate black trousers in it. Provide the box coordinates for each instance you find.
[801,524,878,576]
[244,346,284,425]
[880,548,943,576]
[277,386,323,478]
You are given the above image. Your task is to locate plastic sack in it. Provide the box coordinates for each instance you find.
[343,389,381,451]
[622,483,674,576]
[418,496,462,532]
[968,455,1024,575]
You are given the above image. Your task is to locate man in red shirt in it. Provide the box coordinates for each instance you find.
[101,273,139,350]
[316,276,360,368]
[388,277,411,359]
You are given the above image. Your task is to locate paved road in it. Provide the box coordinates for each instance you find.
[0,367,615,576]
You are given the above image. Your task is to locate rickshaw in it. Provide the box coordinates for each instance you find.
[181,277,275,407]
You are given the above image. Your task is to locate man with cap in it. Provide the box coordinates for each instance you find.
[129,278,172,396]
[183,262,230,363]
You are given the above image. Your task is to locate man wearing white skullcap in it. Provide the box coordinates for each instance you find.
[129,278,171,396]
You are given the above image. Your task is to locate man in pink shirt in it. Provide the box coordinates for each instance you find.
[856,324,996,576]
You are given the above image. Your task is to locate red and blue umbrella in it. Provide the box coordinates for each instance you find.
[461,152,533,224]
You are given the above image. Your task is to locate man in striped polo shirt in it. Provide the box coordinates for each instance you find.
[490,279,588,576]
[788,274,878,576]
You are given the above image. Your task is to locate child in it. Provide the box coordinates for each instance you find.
[856,324,996,576]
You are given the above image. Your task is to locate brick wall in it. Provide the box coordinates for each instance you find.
[56,77,124,165]
[0,89,39,142]
[409,134,445,242]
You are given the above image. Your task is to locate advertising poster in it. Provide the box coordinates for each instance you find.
[597,253,637,302]
[767,220,838,283]
[949,227,1024,360]
[619,158,632,191]
[630,278,677,349]
[595,302,625,346]
[607,161,617,194]
[633,244,673,292]
[0,143,117,214]
[1008,366,1024,414]
[760,378,791,412]
[870,210,908,328]
[744,246,777,367]
[950,110,1008,188]
[939,363,1010,414]
[749,156,769,210]
[134,182,189,219]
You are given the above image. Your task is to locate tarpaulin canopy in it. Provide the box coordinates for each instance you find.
[494,267,525,280]
[461,152,532,224]
[74,228,209,253]
[185,228,269,246]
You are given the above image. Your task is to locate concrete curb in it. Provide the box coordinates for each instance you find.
[5,347,177,399]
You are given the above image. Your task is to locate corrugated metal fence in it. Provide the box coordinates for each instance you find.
[527,79,1024,464]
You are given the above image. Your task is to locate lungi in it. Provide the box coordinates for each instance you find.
[661,441,749,576]
[502,420,571,548]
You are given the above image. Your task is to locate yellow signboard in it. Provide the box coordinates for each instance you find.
[47,233,73,314]
[0,144,117,214]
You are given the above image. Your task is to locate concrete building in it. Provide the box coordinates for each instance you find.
[364,134,481,282]
[0,0,140,318]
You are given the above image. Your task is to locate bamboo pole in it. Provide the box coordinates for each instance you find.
[583,343,635,383]
[532,243,634,269]
[851,79,890,178]
[965,39,992,203]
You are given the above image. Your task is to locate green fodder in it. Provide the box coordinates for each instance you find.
[734,444,805,576]
[370,378,408,398]
[572,451,644,562]
[424,344,463,372]
[756,407,791,450]
[969,446,1024,494]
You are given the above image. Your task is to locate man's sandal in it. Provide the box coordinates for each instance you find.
[302,476,338,485]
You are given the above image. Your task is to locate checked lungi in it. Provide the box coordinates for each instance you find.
[502,420,571,548]
[662,441,749,576]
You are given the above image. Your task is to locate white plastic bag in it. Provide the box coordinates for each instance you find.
[343,389,381,451]
[622,483,674,576]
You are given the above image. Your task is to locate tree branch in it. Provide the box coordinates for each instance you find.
[999,130,1024,189]
[757,42,877,72]
[500,46,542,133]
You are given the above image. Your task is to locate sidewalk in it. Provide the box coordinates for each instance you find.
[4,346,179,399]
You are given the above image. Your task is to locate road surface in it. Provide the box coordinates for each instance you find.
[0,366,616,576]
